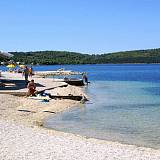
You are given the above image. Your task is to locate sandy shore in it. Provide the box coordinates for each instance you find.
[1,72,160,159]
[1,119,160,160]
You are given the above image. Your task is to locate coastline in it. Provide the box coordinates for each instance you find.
[1,73,160,159]
[1,94,160,160]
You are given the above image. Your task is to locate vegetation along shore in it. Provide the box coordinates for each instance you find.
[1,48,160,65]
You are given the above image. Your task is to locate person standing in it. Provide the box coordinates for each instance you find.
[29,66,33,77]
[82,73,89,85]
[23,66,29,84]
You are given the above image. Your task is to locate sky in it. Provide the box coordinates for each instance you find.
[0,0,160,54]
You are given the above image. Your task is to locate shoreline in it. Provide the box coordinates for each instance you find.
[0,72,86,128]
[1,73,160,159]
[1,94,160,160]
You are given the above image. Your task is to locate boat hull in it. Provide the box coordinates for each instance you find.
[64,79,84,86]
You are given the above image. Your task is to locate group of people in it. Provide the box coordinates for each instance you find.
[24,67,89,97]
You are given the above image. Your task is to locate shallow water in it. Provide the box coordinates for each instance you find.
[44,80,160,148]
[42,64,160,149]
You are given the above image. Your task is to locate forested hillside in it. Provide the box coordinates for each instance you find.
[6,48,160,64]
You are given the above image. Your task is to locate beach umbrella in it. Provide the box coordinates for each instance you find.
[19,65,26,68]
[6,64,16,68]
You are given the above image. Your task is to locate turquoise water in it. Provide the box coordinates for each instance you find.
[42,64,160,149]
[1,64,160,148]
[44,80,160,148]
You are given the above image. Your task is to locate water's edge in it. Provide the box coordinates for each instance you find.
[44,81,160,149]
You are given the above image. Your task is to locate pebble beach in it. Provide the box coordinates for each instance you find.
[0,72,160,160]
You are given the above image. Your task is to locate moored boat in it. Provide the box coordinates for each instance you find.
[64,78,84,86]
[53,78,84,86]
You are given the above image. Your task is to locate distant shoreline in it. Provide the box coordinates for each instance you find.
[1,63,160,67]
[4,49,160,65]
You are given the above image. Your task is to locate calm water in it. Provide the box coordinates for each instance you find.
[1,64,160,148]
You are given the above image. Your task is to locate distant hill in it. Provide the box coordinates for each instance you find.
[6,48,160,64]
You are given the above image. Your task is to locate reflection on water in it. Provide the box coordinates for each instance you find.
[44,81,160,149]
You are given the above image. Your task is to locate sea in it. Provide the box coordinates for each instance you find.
[1,64,160,149]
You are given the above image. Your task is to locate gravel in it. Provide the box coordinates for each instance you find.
[1,120,160,160]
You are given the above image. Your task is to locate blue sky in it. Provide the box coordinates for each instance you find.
[0,0,160,54]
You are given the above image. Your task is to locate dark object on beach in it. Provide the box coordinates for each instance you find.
[43,110,56,113]
[0,82,5,87]
[41,99,49,102]
[17,109,36,113]
[37,92,52,98]
[50,95,84,101]
[36,84,68,95]
[64,79,84,86]
[80,95,88,104]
